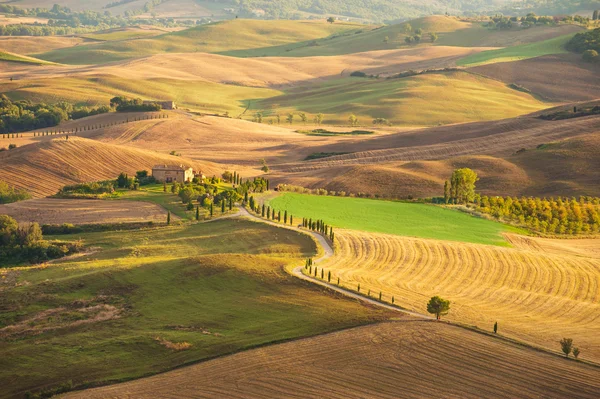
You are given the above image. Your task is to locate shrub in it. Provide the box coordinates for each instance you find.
[0,180,31,204]
[350,71,367,77]
[582,49,599,63]
[8,143,16,149]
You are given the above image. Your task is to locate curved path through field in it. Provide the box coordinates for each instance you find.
[238,207,432,320]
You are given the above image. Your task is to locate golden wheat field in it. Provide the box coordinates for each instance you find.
[322,230,600,362]
[63,321,600,399]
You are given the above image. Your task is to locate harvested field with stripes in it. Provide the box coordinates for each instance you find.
[0,137,219,198]
[322,229,600,362]
[63,321,600,399]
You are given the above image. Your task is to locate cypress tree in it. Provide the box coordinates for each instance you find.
[262,204,265,217]
[210,202,214,217]
[221,200,225,213]
[244,191,249,203]
[167,211,171,225]
[337,277,340,285]
[233,171,237,184]
[267,207,271,219]
[290,215,293,225]
[277,211,281,222]
[494,322,498,334]
[196,206,200,221]
[284,210,288,224]
[249,196,255,209]
[309,266,312,274]
[314,267,317,277]
[266,180,270,191]
[379,291,382,301]
[357,283,360,292]
[321,269,324,279]
[229,198,233,210]
[327,271,331,282]
[392,296,395,304]
[368,289,371,296]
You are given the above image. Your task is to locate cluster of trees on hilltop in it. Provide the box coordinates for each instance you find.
[496,0,600,17]
[567,28,600,62]
[0,96,110,134]
[477,196,600,235]
[0,3,202,36]
[110,97,161,112]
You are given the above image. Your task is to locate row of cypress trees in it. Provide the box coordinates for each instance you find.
[304,260,395,305]
[2,113,168,139]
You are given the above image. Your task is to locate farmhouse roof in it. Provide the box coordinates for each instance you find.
[152,164,191,170]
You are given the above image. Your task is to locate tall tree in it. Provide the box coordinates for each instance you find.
[427,296,450,320]
[444,181,450,204]
[560,338,573,358]
[450,168,478,204]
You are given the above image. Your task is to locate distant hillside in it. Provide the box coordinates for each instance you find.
[37,19,362,64]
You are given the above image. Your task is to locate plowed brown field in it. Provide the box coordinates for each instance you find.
[322,230,600,362]
[0,198,171,224]
[63,322,600,399]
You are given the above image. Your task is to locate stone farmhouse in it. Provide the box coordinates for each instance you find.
[152,164,194,183]
[143,100,176,110]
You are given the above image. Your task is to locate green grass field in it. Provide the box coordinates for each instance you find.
[38,19,361,64]
[0,218,390,398]
[456,33,574,67]
[254,71,546,126]
[268,193,523,246]
[0,51,53,65]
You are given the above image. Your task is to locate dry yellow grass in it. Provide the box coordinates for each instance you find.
[0,136,219,198]
[323,229,600,362]
[0,198,171,225]
[0,36,83,54]
[62,321,600,399]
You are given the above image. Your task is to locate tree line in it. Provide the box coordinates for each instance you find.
[567,28,600,63]
[477,196,600,235]
[0,2,200,36]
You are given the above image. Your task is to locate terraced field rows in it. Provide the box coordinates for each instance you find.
[324,230,600,361]
[63,322,600,399]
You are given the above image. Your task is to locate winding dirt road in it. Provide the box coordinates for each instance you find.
[237,206,432,320]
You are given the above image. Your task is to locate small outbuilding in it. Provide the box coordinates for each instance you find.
[152,164,194,183]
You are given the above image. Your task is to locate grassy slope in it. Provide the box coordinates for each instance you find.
[0,51,53,65]
[0,219,390,398]
[79,28,169,42]
[254,71,547,126]
[268,193,521,246]
[222,16,470,57]
[4,75,281,114]
[37,19,361,65]
[456,33,574,67]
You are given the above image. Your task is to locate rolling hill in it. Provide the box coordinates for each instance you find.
[323,229,600,361]
[253,71,548,126]
[36,19,363,64]
[62,322,600,399]
[0,136,218,197]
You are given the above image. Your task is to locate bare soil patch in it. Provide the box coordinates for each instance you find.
[0,198,171,225]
